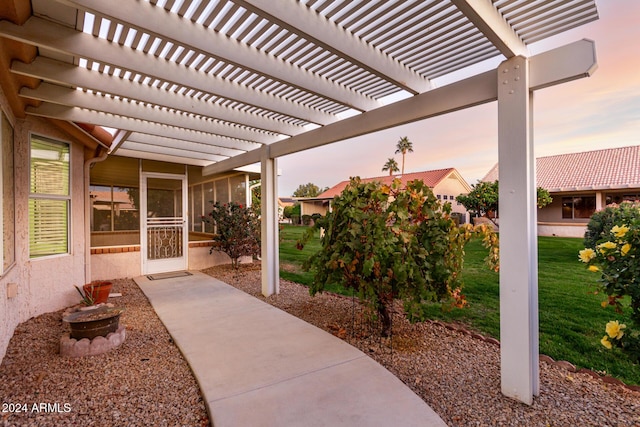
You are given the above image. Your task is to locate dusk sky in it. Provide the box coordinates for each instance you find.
[276,0,640,197]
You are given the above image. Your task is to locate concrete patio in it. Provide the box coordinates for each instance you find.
[134,271,447,426]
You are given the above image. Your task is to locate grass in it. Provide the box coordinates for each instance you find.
[278,224,640,386]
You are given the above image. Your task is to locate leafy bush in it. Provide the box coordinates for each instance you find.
[205,201,260,269]
[456,180,553,225]
[299,178,499,337]
[584,202,640,249]
[580,201,640,361]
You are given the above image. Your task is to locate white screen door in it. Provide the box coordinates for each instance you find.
[141,172,188,274]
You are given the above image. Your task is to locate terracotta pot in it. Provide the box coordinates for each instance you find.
[63,306,123,340]
[83,281,112,305]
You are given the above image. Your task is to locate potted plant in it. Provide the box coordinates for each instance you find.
[80,281,113,305]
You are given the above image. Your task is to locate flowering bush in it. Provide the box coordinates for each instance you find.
[580,201,640,360]
[204,201,260,269]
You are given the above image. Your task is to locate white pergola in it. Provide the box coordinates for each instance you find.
[0,0,599,405]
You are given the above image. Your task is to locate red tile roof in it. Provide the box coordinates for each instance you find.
[482,145,640,192]
[317,168,458,199]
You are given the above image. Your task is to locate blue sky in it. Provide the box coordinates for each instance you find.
[277,0,640,196]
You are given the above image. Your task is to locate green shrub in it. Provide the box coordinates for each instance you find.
[205,201,260,269]
[584,202,640,249]
[299,178,498,337]
[580,201,640,361]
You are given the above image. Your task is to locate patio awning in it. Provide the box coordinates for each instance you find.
[0,0,597,167]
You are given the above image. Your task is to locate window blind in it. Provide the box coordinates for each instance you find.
[29,136,70,258]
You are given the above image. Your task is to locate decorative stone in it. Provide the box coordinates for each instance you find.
[539,354,555,365]
[75,338,91,357]
[485,337,500,347]
[555,360,577,373]
[60,326,126,358]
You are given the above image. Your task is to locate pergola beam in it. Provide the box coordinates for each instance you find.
[12,57,307,137]
[235,0,432,95]
[26,102,262,152]
[451,0,528,58]
[204,39,596,176]
[54,0,383,112]
[0,17,338,125]
[20,82,281,144]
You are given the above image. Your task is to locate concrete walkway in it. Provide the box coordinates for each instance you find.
[134,271,447,427]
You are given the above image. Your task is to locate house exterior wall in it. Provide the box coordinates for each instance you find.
[537,223,586,238]
[0,93,86,362]
[90,244,231,281]
[536,190,640,237]
[432,176,470,219]
[300,200,327,217]
[537,194,590,237]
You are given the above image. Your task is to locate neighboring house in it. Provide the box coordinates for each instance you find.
[299,168,472,223]
[278,197,295,222]
[483,145,640,237]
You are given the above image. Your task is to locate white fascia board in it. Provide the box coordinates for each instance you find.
[12,57,307,137]
[25,102,262,152]
[204,40,596,175]
[451,0,528,58]
[118,140,228,163]
[236,0,431,94]
[57,0,382,112]
[20,82,278,144]
[126,133,245,158]
[203,146,265,176]
[113,148,211,166]
[0,17,337,126]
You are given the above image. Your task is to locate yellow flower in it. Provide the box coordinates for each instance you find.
[601,336,612,349]
[598,241,617,254]
[605,320,626,340]
[611,225,629,238]
[588,265,600,272]
[621,243,632,256]
[578,248,596,263]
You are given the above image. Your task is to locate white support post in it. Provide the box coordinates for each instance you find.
[497,55,539,405]
[261,147,280,296]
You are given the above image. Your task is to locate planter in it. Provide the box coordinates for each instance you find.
[83,281,112,304]
[63,306,123,340]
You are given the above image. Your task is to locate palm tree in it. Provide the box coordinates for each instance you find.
[394,136,413,175]
[381,158,399,176]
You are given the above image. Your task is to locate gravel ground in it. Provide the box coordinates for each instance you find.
[2,265,639,427]
[205,264,640,427]
[0,278,209,427]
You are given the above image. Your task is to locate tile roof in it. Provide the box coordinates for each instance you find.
[317,168,458,199]
[482,145,640,192]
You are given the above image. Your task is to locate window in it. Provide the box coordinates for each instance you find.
[443,195,448,200]
[29,136,70,258]
[562,196,595,219]
[230,175,246,204]
[606,193,640,205]
[90,185,139,232]
[192,184,203,232]
[1,110,15,273]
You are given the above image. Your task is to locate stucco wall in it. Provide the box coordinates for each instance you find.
[188,244,231,270]
[90,244,232,281]
[432,175,470,216]
[538,223,587,238]
[0,106,85,362]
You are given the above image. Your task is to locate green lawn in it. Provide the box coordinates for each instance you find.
[278,224,640,386]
